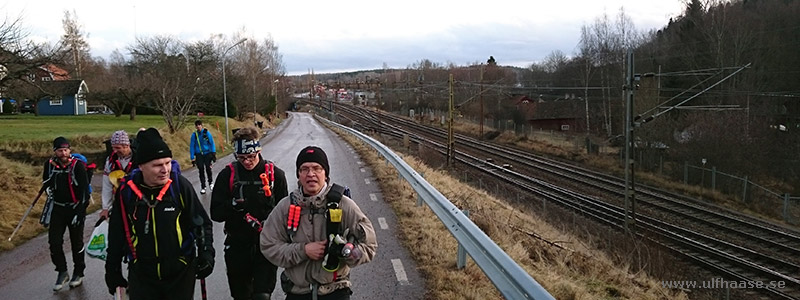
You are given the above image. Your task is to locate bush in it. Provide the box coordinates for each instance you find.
[1,100,16,114]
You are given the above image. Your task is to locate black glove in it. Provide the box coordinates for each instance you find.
[70,202,87,227]
[210,153,216,163]
[191,159,196,167]
[195,247,215,279]
[105,269,128,295]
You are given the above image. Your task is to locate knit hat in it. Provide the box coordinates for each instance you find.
[53,136,70,151]
[295,146,329,180]
[134,128,172,165]
[110,130,130,145]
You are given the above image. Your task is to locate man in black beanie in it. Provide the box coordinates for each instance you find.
[43,136,89,291]
[260,146,377,300]
[105,128,215,300]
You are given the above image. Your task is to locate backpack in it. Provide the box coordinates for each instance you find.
[285,183,350,243]
[40,155,92,226]
[116,159,186,260]
[71,153,96,194]
[227,160,276,201]
[193,129,212,155]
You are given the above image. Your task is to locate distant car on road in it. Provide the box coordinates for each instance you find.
[20,100,35,113]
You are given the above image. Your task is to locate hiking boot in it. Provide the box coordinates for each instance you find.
[69,272,83,288]
[53,271,69,291]
[200,188,206,194]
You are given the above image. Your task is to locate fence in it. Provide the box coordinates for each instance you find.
[683,162,798,224]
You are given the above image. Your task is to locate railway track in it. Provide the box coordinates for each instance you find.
[313,101,800,299]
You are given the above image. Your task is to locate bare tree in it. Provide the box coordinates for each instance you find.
[127,35,212,132]
[0,14,67,90]
[60,10,90,79]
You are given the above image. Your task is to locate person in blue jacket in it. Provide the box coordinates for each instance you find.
[190,120,217,194]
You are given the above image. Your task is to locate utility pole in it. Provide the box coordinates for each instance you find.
[479,64,485,137]
[623,49,636,232]
[447,74,455,167]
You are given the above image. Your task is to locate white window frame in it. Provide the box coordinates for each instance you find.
[50,98,63,106]
[560,124,570,131]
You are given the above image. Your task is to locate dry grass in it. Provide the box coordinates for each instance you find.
[330,126,686,300]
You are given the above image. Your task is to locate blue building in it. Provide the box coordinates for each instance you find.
[37,80,89,115]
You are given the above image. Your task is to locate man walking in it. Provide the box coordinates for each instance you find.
[105,128,215,299]
[190,120,217,194]
[261,146,377,300]
[100,130,136,220]
[211,127,289,300]
[43,136,90,291]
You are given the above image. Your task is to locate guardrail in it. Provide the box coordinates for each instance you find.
[319,117,554,300]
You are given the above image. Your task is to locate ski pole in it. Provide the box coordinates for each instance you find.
[200,278,208,300]
[8,184,49,242]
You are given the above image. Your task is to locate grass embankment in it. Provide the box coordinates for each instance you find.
[0,113,276,251]
[329,125,686,300]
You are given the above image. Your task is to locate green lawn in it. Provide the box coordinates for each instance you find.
[0,114,171,143]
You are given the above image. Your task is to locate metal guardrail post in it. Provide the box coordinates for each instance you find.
[457,210,470,269]
[416,173,425,207]
[319,117,555,300]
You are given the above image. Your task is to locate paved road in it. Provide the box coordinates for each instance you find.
[0,112,424,299]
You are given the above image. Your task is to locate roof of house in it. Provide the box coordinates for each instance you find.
[40,80,85,97]
[38,64,70,80]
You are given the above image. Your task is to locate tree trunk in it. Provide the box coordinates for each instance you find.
[129,106,137,121]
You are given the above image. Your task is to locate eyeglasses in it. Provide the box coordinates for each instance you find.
[236,154,259,162]
[299,165,325,175]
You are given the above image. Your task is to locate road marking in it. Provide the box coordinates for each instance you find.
[353,155,358,159]
[364,178,371,185]
[360,168,366,172]
[369,194,378,202]
[391,259,410,285]
[378,217,388,230]
[357,161,363,165]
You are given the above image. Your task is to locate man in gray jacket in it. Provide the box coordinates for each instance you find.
[261,146,377,300]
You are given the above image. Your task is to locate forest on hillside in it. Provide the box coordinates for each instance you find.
[304,0,800,196]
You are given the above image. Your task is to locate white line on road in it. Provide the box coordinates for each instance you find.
[357,161,363,165]
[364,178,370,185]
[369,194,378,202]
[391,259,410,286]
[360,168,365,172]
[378,217,388,230]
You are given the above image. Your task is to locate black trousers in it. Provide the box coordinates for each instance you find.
[48,205,85,275]
[225,242,277,299]
[196,153,214,188]
[128,263,196,300]
[286,288,352,300]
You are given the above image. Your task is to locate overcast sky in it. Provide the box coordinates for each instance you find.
[3,0,686,75]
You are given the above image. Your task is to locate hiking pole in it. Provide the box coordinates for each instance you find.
[8,183,49,242]
[200,278,208,300]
